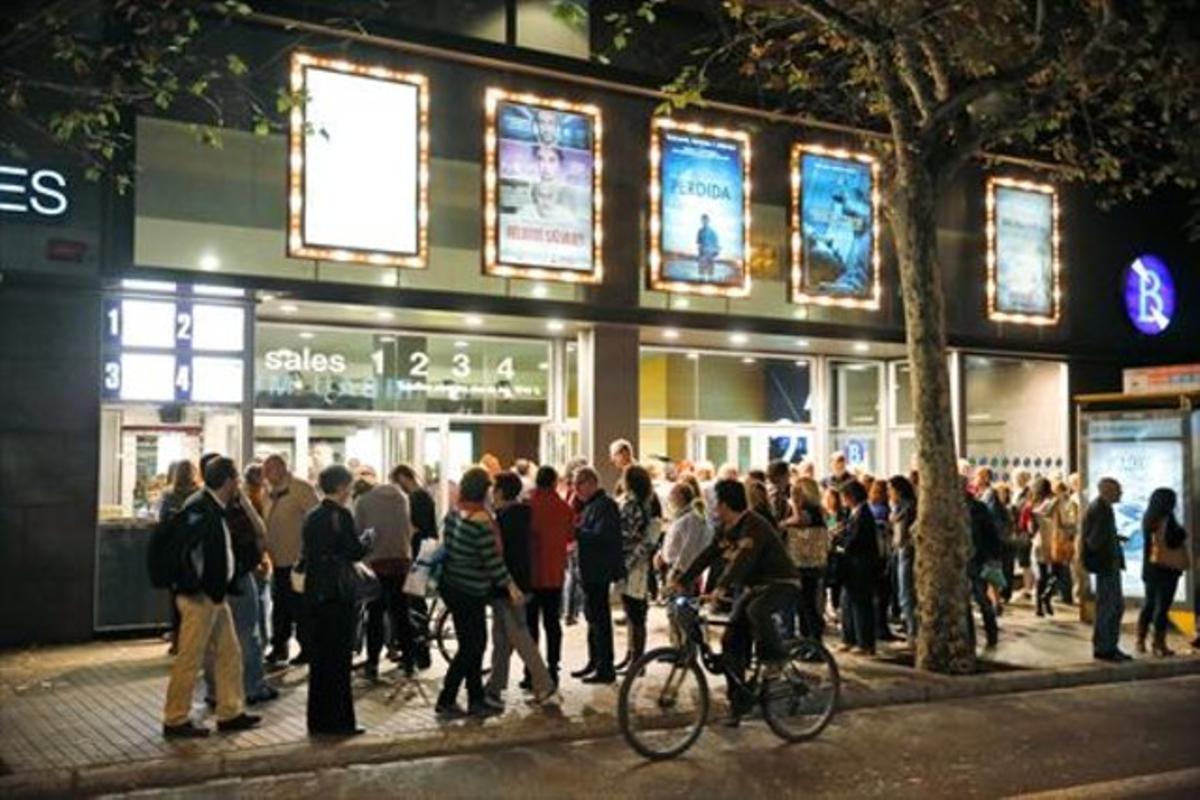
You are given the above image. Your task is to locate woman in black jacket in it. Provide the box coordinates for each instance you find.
[837,481,881,656]
[1137,488,1188,657]
[302,464,367,736]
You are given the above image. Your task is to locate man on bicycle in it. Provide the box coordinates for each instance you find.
[674,479,799,721]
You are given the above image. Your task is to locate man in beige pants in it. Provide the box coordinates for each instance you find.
[163,457,261,738]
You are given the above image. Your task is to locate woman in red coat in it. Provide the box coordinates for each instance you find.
[525,465,576,686]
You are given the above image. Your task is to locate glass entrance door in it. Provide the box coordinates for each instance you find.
[254,413,451,512]
[692,425,814,474]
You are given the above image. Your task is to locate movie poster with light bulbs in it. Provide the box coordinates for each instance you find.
[649,119,751,296]
[484,89,602,283]
[987,177,1060,325]
[287,52,429,267]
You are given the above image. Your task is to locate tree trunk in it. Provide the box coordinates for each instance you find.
[889,155,974,674]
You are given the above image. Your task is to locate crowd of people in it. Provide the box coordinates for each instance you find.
[152,439,1192,737]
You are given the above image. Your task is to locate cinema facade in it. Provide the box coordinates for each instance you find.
[0,5,1196,644]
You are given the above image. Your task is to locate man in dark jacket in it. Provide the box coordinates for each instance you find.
[1084,477,1130,661]
[162,457,261,738]
[966,484,1001,648]
[679,479,799,716]
[570,466,624,684]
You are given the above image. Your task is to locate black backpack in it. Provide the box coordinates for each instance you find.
[147,508,201,590]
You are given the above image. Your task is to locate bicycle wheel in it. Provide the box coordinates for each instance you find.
[618,646,710,761]
[761,638,840,742]
[434,603,493,675]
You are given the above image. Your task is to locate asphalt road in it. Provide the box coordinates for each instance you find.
[119,676,1200,799]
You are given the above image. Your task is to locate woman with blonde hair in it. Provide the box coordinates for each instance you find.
[780,477,829,640]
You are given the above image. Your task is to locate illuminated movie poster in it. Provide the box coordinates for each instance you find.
[791,145,880,309]
[485,90,601,282]
[988,178,1059,324]
[650,120,750,295]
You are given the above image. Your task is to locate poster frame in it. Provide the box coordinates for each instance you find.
[986,175,1061,325]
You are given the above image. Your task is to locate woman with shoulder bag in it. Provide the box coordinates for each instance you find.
[1031,478,1069,617]
[302,465,367,736]
[781,477,830,642]
[888,475,918,640]
[1137,488,1189,657]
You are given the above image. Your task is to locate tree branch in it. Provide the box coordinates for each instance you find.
[917,33,951,101]
[780,0,883,42]
[895,37,937,121]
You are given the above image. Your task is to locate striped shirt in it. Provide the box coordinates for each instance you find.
[440,510,511,598]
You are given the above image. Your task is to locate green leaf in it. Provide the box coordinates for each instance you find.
[226,53,248,76]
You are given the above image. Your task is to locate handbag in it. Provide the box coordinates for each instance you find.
[404,538,447,597]
[1049,530,1075,564]
[289,561,306,594]
[786,525,830,569]
[1150,527,1190,572]
[980,560,1007,591]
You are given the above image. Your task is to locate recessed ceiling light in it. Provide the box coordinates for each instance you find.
[675,298,690,309]
[198,253,221,271]
[537,361,549,371]
[686,351,700,361]
[532,284,549,298]
[465,314,484,327]
[453,340,469,349]
[792,309,807,320]
[380,271,398,286]
[853,342,870,353]
[795,360,807,367]
[379,335,396,343]
[741,357,756,364]
[299,331,315,340]
[279,304,299,313]
[663,328,680,340]
[546,319,565,333]
[795,339,811,348]
[729,332,748,346]
[376,310,395,320]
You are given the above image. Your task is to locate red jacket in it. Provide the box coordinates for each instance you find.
[528,487,575,590]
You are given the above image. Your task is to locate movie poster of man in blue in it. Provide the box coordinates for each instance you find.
[799,153,874,298]
[994,185,1054,316]
[496,100,595,274]
[658,129,747,289]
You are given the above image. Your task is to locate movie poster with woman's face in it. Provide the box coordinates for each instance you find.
[492,99,598,277]
[652,123,750,294]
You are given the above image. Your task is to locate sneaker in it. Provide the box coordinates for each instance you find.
[533,690,563,708]
[163,721,210,739]
[581,672,616,685]
[216,713,261,732]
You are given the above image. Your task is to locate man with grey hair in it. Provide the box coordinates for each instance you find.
[569,465,623,684]
[1083,477,1130,661]
[262,454,319,666]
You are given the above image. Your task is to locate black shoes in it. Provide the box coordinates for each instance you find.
[435,700,468,720]
[265,649,288,665]
[163,721,210,739]
[1094,650,1133,662]
[570,663,596,679]
[217,713,262,732]
[247,686,280,705]
[468,702,504,718]
[581,672,616,685]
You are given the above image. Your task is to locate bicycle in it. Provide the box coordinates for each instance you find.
[617,593,840,760]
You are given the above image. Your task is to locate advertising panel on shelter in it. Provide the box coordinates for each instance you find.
[287,52,429,267]
[789,144,880,309]
[987,177,1060,325]
[483,89,602,283]
[649,119,751,296]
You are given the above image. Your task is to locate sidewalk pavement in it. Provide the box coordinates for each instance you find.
[0,599,1196,797]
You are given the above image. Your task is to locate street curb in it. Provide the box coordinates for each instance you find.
[3,656,1198,797]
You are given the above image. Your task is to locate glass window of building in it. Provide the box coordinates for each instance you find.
[828,360,882,473]
[640,348,814,468]
[964,355,1068,480]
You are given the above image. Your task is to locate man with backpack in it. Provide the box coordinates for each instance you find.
[161,457,261,738]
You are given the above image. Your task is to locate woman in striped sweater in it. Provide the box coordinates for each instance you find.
[436,467,523,719]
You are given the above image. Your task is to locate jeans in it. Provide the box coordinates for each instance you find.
[724,583,793,697]
[582,581,614,675]
[1138,566,1181,636]
[525,588,563,675]
[438,585,489,708]
[841,584,876,651]
[897,546,917,638]
[204,573,269,701]
[486,598,554,698]
[365,571,412,669]
[255,573,272,647]
[1093,572,1124,656]
[1037,562,1071,609]
[271,566,309,657]
[782,568,824,641]
[562,550,584,622]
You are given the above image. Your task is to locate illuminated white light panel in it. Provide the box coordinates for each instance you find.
[288,52,430,268]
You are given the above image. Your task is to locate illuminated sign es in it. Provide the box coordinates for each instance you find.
[0,164,68,217]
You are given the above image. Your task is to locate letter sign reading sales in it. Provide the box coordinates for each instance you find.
[287,53,429,267]
[1123,254,1176,335]
[0,164,69,218]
